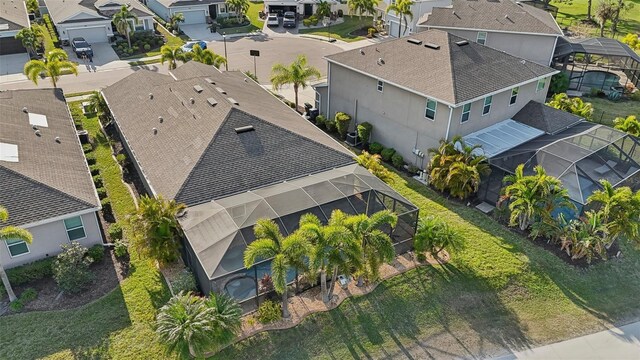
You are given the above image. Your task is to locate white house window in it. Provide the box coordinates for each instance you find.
[482,96,492,116]
[6,239,29,257]
[461,103,471,123]
[219,4,226,12]
[510,87,519,105]
[425,98,437,120]
[477,32,487,45]
[129,18,145,31]
[315,91,320,109]
[536,78,546,92]
[64,216,86,241]
[377,80,384,93]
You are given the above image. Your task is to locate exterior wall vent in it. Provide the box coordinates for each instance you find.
[193,85,203,93]
[455,40,469,46]
[234,125,254,134]
[424,43,440,50]
[207,98,218,107]
[407,38,422,45]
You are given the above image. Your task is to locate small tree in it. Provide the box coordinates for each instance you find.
[188,44,227,68]
[357,122,373,145]
[270,54,321,111]
[594,0,618,37]
[613,115,640,136]
[160,45,188,70]
[26,0,39,16]
[316,0,332,18]
[24,48,78,88]
[386,0,414,38]
[334,112,352,139]
[548,72,570,95]
[348,0,380,18]
[587,180,640,246]
[225,0,250,24]
[113,5,137,48]
[0,205,33,302]
[53,242,93,293]
[169,13,185,32]
[15,25,44,55]
[414,216,463,261]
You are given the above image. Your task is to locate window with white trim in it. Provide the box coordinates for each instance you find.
[536,78,546,92]
[482,96,492,116]
[128,18,145,31]
[64,216,86,241]
[314,91,320,109]
[476,32,487,45]
[377,80,384,93]
[461,103,471,123]
[6,238,29,257]
[510,87,519,105]
[424,98,437,120]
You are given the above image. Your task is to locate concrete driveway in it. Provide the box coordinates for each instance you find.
[181,24,223,41]
[64,42,120,72]
[0,53,29,76]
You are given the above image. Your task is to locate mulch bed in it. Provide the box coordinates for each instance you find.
[348,26,375,38]
[2,248,128,315]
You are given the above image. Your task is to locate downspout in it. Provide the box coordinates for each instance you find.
[326,63,331,117]
[444,105,454,141]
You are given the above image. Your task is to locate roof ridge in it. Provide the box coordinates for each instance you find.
[447,33,461,104]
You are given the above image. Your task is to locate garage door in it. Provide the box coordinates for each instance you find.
[0,37,26,55]
[179,10,206,24]
[67,27,108,43]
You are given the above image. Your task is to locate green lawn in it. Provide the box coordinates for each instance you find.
[215,171,640,359]
[552,0,640,37]
[156,22,186,46]
[585,96,640,125]
[0,109,171,359]
[217,2,264,35]
[299,16,373,43]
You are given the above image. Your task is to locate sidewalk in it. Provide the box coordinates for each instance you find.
[495,321,640,360]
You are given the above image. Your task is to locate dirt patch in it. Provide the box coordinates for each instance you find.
[2,248,128,315]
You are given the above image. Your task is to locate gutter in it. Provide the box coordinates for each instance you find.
[445,105,453,141]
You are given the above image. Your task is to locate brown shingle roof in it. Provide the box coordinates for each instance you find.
[325,30,556,105]
[420,0,562,35]
[0,0,29,30]
[44,0,153,24]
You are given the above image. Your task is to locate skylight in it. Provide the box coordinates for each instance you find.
[28,113,48,127]
[0,143,19,162]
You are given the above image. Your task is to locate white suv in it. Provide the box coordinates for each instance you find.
[266,14,279,27]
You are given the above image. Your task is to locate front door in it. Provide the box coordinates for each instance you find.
[209,4,218,19]
[304,4,313,17]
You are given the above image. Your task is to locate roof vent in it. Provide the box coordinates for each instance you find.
[228,97,239,105]
[158,116,164,123]
[521,59,526,65]
[424,43,440,50]
[407,38,422,45]
[54,136,61,143]
[244,78,247,82]
[377,58,385,65]
[193,85,203,93]
[516,1,523,6]
[455,40,469,46]
[216,87,226,94]
[153,127,158,135]
[452,10,456,15]
[207,97,218,107]
[205,77,215,84]
[32,125,38,130]
[22,106,28,113]
[34,129,41,136]
[359,49,365,55]
[190,97,195,104]
[234,125,254,134]
[504,14,510,20]
[149,93,153,99]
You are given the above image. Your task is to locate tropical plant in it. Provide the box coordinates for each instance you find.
[594,0,618,37]
[26,0,39,15]
[414,216,463,261]
[386,0,414,38]
[270,54,322,111]
[15,25,44,55]
[0,205,33,302]
[129,195,186,266]
[546,93,593,120]
[156,291,242,357]
[160,45,188,70]
[225,0,250,23]
[355,151,392,182]
[256,299,282,324]
[188,44,227,68]
[347,0,379,18]
[610,0,634,34]
[243,219,310,318]
[52,241,93,293]
[587,180,640,246]
[87,92,111,124]
[613,115,640,136]
[298,212,361,303]
[334,112,351,139]
[566,211,609,263]
[316,0,332,18]
[169,12,185,32]
[621,33,640,50]
[113,5,138,48]
[24,48,78,88]
[357,122,372,145]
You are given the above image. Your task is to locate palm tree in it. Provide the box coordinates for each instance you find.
[428,138,459,192]
[355,151,392,182]
[546,93,594,119]
[348,0,379,18]
[270,54,321,111]
[614,115,640,136]
[15,25,44,55]
[569,211,609,263]
[414,216,463,261]
[113,5,138,48]
[169,12,185,32]
[189,44,227,68]
[0,205,33,302]
[386,0,414,38]
[298,212,361,303]
[156,292,242,357]
[129,195,186,266]
[243,219,310,318]
[24,49,78,88]
[446,161,482,200]
[160,45,188,70]
[316,0,332,18]
[225,0,250,24]
[587,180,640,246]
[87,92,110,124]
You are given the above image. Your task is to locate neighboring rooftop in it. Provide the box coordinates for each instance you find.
[102,61,354,207]
[154,0,223,8]
[0,89,100,226]
[44,0,153,24]
[0,0,29,31]
[419,0,562,36]
[512,100,584,135]
[325,30,556,106]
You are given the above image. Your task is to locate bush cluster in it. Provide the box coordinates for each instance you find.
[3,258,54,287]
[114,240,129,258]
[335,112,352,139]
[256,300,282,324]
[113,31,164,57]
[87,244,105,263]
[42,14,59,46]
[369,142,383,154]
[108,222,123,241]
[9,288,38,312]
[357,122,372,144]
[53,242,94,293]
[302,15,319,27]
[171,270,197,294]
[86,152,97,165]
[380,147,395,162]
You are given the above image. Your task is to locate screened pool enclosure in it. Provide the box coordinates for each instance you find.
[179,164,418,309]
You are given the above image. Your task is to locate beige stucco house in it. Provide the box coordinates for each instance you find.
[417,0,563,66]
[0,89,102,268]
[316,30,557,168]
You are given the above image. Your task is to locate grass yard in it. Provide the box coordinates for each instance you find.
[0,110,171,359]
[156,22,187,47]
[552,0,640,37]
[299,16,373,43]
[584,96,640,125]
[217,3,265,35]
[216,171,640,359]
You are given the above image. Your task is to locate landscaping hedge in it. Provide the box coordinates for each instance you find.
[42,14,60,47]
[2,258,54,288]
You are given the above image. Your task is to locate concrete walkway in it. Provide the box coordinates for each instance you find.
[495,321,640,360]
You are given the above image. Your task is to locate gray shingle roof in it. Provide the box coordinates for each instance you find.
[154,0,223,8]
[325,30,556,105]
[420,0,562,35]
[44,0,153,24]
[0,89,100,226]
[103,62,354,206]
[512,100,584,135]
[0,0,29,30]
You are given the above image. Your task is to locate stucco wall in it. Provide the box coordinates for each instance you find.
[56,20,113,42]
[385,0,452,37]
[147,0,171,20]
[1,212,103,269]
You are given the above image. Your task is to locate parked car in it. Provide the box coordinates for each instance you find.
[283,11,297,28]
[181,40,207,52]
[266,13,279,27]
[71,37,93,58]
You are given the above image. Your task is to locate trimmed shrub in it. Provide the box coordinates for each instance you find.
[381,147,396,162]
[315,114,326,129]
[116,153,127,167]
[53,242,94,293]
[96,187,107,199]
[256,300,282,324]
[20,288,38,303]
[108,222,123,241]
[369,142,383,154]
[391,153,404,168]
[87,244,105,263]
[85,152,96,165]
[82,143,94,153]
[170,270,197,294]
[89,164,100,176]
[408,165,420,174]
[367,28,376,37]
[337,9,343,17]
[335,112,352,139]
[114,239,129,258]
[101,198,112,215]
[9,300,24,312]
[325,119,337,133]
[357,122,372,144]
[5,258,54,286]
[93,174,103,187]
